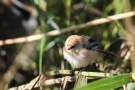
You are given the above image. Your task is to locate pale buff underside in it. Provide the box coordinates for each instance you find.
[63,47,98,68]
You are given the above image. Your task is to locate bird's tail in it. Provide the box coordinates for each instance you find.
[97,50,119,58]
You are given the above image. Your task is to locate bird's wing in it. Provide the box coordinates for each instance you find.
[97,50,119,58]
[83,37,100,51]
[83,37,119,58]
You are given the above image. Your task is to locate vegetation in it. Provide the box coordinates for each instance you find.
[0,0,135,90]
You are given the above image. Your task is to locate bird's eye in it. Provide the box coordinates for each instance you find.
[70,45,75,49]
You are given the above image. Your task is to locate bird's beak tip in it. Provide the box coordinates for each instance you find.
[67,48,70,50]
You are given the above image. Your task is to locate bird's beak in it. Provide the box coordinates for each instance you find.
[67,48,71,50]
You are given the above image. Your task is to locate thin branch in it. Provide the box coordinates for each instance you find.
[30,74,45,90]
[130,46,135,72]
[59,76,69,90]
[8,76,74,90]
[0,11,135,46]
[45,70,113,77]
[8,70,114,90]
[0,34,43,46]
[46,11,135,36]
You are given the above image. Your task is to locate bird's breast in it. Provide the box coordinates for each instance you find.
[63,48,98,68]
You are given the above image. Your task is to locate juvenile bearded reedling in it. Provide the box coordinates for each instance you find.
[63,35,118,69]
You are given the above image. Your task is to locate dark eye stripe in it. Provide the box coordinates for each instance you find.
[70,45,75,49]
[88,38,96,43]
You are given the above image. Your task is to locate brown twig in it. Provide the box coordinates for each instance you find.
[8,76,74,90]
[59,76,68,90]
[0,11,135,46]
[8,70,113,90]
[130,46,135,72]
[30,74,45,90]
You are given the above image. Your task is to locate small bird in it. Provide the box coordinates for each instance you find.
[63,35,118,69]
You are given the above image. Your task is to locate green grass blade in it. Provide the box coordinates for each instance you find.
[39,35,46,74]
[73,74,131,90]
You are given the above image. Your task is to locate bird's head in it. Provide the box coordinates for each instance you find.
[64,35,88,53]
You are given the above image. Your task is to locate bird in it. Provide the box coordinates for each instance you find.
[63,35,118,69]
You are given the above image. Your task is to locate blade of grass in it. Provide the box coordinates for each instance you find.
[39,35,46,90]
[73,74,131,90]
[39,35,46,74]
